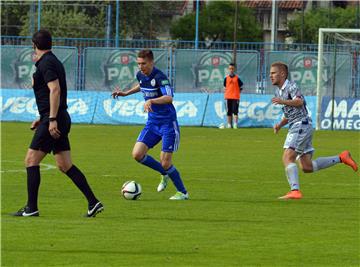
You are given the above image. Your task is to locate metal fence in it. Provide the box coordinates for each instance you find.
[1,35,359,98]
[1,35,345,51]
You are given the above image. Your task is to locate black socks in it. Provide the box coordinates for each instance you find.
[65,165,98,206]
[26,166,41,211]
[26,165,98,210]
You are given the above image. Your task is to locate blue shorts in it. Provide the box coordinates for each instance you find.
[137,120,180,152]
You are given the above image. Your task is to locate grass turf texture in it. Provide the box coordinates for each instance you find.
[2,122,359,267]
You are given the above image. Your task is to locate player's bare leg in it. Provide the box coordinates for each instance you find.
[226,115,232,128]
[298,153,314,173]
[233,115,238,129]
[132,142,149,161]
[299,151,356,173]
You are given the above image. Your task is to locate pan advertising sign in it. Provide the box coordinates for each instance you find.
[104,51,139,91]
[194,52,232,92]
[1,46,77,90]
[84,48,168,91]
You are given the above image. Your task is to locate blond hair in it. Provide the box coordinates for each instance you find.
[271,62,288,78]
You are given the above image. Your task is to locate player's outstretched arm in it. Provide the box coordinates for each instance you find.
[111,84,140,98]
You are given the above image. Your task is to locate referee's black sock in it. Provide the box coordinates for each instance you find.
[66,165,98,206]
[26,166,40,211]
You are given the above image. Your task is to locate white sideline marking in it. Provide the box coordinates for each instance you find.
[1,160,56,173]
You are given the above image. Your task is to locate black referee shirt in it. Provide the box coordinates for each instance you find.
[33,51,68,116]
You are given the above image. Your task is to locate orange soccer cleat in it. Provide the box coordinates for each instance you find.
[339,150,358,172]
[278,190,303,200]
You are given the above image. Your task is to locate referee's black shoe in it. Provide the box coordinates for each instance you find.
[85,201,104,217]
[12,206,39,217]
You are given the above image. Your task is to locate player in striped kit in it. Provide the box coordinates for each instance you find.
[270,62,358,199]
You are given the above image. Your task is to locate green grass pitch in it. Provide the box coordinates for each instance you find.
[1,122,359,266]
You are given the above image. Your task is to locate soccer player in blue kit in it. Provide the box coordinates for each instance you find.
[111,50,189,200]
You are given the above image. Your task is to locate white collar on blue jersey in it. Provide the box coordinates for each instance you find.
[280,79,289,90]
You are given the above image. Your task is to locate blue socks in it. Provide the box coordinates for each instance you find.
[139,155,187,194]
[139,155,167,175]
[166,165,187,194]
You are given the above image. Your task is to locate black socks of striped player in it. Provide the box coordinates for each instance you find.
[26,166,40,211]
[66,165,98,206]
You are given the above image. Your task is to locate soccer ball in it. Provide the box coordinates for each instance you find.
[121,181,142,200]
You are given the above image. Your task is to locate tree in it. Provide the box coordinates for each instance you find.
[118,1,177,39]
[13,1,180,39]
[288,7,357,44]
[1,1,29,36]
[19,2,107,38]
[169,13,197,41]
[170,1,262,43]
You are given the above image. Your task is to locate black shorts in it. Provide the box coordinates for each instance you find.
[29,111,71,154]
[226,99,239,116]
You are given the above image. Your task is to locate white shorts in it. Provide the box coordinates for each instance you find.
[284,121,314,156]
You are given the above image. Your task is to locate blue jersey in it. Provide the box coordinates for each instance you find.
[136,67,177,123]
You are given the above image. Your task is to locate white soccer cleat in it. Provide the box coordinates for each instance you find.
[157,174,169,192]
[169,192,189,200]
[218,123,225,129]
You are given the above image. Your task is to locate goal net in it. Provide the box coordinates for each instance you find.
[316,28,360,130]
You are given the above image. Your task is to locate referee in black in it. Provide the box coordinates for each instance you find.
[13,29,103,217]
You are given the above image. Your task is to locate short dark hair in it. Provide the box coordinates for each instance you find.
[271,61,288,78]
[229,63,235,67]
[137,49,154,61]
[32,29,52,50]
